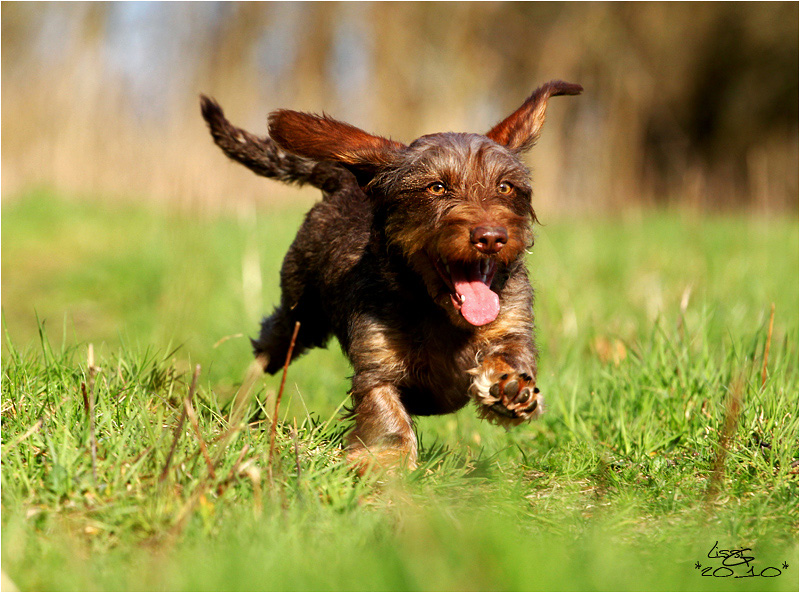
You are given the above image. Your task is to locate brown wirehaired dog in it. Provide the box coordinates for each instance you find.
[200,81,581,471]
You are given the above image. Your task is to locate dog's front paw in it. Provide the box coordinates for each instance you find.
[469,357,542,426]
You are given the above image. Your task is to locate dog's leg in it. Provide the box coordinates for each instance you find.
[346,384,418,474]
[252,306,302,373]
[252,217,336,374]
[468,280,542,426]
[252,297,334,374]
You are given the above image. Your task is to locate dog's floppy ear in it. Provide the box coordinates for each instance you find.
[269,110,405,170]
[486,80,582,153]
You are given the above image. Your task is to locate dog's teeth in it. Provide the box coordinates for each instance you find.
[459,294,465,303]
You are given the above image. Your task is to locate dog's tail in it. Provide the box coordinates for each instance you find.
[200,95,351,190]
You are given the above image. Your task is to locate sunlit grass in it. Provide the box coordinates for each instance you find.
[2,192,798,590]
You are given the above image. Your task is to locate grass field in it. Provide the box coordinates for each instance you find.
[2,191,798,591]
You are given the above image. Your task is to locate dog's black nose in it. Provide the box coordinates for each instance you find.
[471,226,508,254]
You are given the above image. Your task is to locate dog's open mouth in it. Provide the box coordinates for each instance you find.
[432,255,499,326]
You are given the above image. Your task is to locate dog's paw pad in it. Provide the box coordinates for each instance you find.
[470,362,542,425]
[513,386,530,404]
[503,379,519,397]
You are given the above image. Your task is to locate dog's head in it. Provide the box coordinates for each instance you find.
[268,81,582,327]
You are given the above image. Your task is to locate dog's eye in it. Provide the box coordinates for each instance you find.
[427,182,447,196]
[498,182,513,195]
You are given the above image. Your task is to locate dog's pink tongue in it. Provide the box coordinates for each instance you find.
[452,265,499,326]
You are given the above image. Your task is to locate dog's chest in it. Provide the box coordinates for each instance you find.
[390,321,483,413]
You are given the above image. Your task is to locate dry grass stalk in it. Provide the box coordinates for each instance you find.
[2,392,73,454]
[761,303,775,388]
[242,464,263,518]
[84,344,100,485]
[2,418,44,454]
[169,477,212,538]
[212,357,265,456]
[676,285,692,338]
[159,363,200,484]
[1,570,19,593]
[170,357,267,525]
[212,333,244,348]
[182,364,216,480]
[158,399,189,484]
[705,377,744,502]
[268,321,301,478]
[216,443,251,496]
[171,444,252,536]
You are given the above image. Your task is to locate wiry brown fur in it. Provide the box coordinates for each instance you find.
[201,81,581,472]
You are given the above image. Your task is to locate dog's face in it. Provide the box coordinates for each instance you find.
[371,133,534,327]
[267,81,582,327]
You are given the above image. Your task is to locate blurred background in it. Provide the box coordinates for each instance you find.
[3,1,798,216]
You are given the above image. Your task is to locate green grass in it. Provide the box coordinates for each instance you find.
[2,191,798,590]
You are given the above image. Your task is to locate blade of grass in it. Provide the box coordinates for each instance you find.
[761,303,775,388]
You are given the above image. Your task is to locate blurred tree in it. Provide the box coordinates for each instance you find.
[1,1,796,213]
